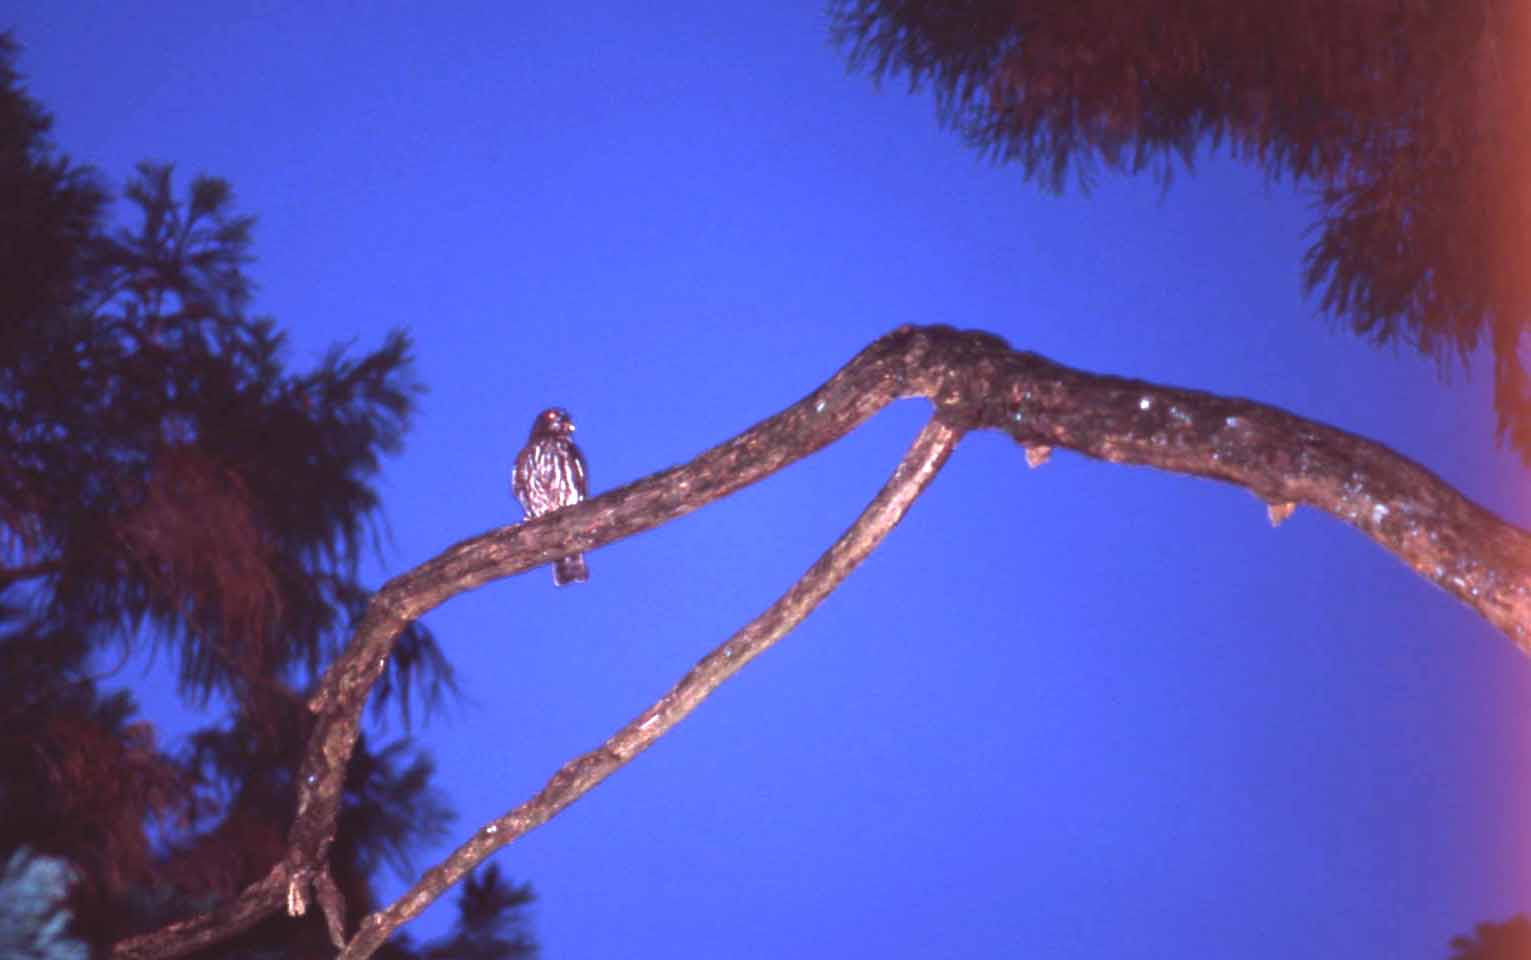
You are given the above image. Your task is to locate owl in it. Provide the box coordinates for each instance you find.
[512,407,589,585]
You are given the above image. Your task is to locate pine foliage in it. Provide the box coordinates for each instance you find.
[832,0,1531,455]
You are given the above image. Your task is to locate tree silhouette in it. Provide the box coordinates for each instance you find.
[0,35,532,959]
[828,0,1531,457]
[409,866,536,960]
[1448,915,1531,960]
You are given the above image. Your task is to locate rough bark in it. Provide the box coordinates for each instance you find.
[112,324,1531,960]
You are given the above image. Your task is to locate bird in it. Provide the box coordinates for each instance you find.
[512,407,590,586]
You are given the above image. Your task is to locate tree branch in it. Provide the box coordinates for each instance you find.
[337,416,963,959]
[114,324,1531,959]
[112,865,287,959]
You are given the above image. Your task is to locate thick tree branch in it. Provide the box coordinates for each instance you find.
[337,416,963,959]
[114,324,1531,959]
[112,866,287,959]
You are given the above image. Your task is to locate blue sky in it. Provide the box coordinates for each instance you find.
[10,3,1531,957]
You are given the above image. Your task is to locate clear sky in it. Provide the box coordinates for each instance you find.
[10,3,1531,958]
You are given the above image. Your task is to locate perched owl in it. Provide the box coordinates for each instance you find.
[512,407,589,586]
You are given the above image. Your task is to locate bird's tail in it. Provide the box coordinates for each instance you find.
[554,553,589,587]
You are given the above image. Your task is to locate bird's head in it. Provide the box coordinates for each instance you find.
[530,407,576,439]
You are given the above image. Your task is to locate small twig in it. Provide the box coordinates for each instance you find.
[336,417,964,960]
[0,559,63,588]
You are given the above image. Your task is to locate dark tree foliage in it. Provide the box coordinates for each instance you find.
[0,35,531,958]
[403,866,538,960]
[0,618,194,928]
[1448,916,1531,960]
[10,149,432,708]
[831,0,1531,457]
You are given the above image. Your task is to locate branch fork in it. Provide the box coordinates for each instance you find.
[114,325,1531,959]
